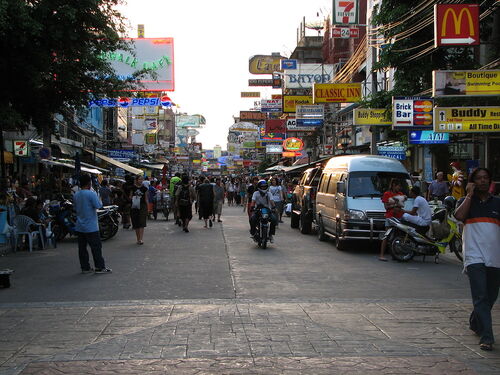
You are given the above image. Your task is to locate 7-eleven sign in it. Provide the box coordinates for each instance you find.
[333,0,359,25]
[434,4,479,47]
[14,141,29,156]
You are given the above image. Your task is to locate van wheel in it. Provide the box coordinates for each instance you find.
[335,223,346,251]
[299,211,312,234]
[290,211,299,229]
[317,219,328,242]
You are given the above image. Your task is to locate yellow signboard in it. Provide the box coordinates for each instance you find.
[283,95,313,113]
[313,83,362,103]
[353,109,392,126]
[434,107,500,133]
[249,55,282,75]
[433,70,500,97]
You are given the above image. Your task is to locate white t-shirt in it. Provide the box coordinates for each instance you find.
[252,190,273,208]
[269,185,283,202]
[413,195,432,225]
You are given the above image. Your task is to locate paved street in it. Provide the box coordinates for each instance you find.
[1,206,499,374]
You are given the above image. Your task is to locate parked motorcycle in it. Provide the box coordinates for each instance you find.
[385,197,462,263]
[252,206,272,249]
[153,190,171,221]
[49,198,120,242]
[98,205,120,241]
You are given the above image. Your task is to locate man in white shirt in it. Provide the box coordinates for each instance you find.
[402,186,432,230]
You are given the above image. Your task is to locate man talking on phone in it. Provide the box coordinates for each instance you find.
[455,168,500,351]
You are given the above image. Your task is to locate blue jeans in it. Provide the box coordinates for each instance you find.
[78,231,105,271]
[467,263,500,344]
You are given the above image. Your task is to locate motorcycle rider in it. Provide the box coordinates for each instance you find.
[401,186,432,234]
[249,180,277,242]
[379,178,405,261]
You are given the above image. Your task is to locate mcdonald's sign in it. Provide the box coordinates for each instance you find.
[434,4,479,47]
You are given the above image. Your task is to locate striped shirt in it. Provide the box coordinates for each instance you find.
[461,195,500,268]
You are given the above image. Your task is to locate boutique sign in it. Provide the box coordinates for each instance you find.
[284,64,335,89]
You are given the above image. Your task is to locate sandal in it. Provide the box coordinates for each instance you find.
[378,257,388,262]
[480,343,493,351]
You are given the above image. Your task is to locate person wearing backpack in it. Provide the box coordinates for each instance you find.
[175,175,196,232]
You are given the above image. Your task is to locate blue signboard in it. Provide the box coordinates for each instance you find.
[281,59,298,70]
[89,97,161,108]
[296,119,324,127]
[378,146,406,160]
[108,149,137,162]
[409,130,449,144]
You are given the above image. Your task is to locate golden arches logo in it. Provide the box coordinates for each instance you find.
[441,8,475,36]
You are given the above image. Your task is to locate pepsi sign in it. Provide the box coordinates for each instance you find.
[281,59,297,70]
[89,97,161,107]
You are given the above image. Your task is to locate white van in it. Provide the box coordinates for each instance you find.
[315,155,413,250]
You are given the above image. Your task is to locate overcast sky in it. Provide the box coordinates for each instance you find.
[119,0,332,149]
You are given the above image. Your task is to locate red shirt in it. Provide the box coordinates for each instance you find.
[382,191,404,218]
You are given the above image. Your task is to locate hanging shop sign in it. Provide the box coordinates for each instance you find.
[248,79,274,86]
[144,133,157,145]
[249,55,283,74]
[240,111,267,121]
[332,0,359,25]
[176,115,203,128]
[108,149,137,162]
[433,107,500,133]
[266,145,283,154]
[378,146,406,160]
[282,151,301,157]
[313,83,361,103]
[296,104,324,120]
[434,4,479,47]
[286,118,313,132]
[331,27,359,38]
[392,97,433,129]
[264,119,286,134]
[99,38,174,91]
[281,59,297,70]
[241,92,261,98]
[89,97,161,107]
[409,130,449,144]
[353,108,392,126]
[284,64,335,89]
[283,95,314,113]
[283,137,304,152]
[13,141,29,156]
[433,70,500,97]
[260,99,282,113]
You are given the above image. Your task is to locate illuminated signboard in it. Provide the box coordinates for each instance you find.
[434,4,479,47]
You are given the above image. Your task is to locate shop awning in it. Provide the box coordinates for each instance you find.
[138,163,165,170]
[41,159,102,175]
[86,149,143,175]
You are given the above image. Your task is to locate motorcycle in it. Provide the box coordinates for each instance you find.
[252,206,272,249]
[385,200,462,263]
[98,205,120,241]
[153,190,171,221]
[49,198,120,242]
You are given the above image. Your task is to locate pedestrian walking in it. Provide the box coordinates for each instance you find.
[427,171,449,202]
[378,178,405,261]
[455,167,500,351]
[130,175,148,245]
[73,174,111,274]
[99,180,112,206]
[269,177,286,223]
[197,177,214,228]
[246,176,259,216]
[175,175,196,232]
[239,177,247,207]
[121,175,134,229]
[213,178,225,222]
[226,178,236,206]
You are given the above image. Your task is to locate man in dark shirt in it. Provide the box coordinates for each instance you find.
[121,175,135,229]
[197,178,215,228]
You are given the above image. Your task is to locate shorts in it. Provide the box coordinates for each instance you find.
[214,200,223,215]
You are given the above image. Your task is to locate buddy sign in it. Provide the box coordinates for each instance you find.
[434,4,479,47]
[434,107,500,133]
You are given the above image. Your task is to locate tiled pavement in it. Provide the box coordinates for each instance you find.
[1,299,500,374]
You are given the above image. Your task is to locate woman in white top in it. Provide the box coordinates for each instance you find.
[269,177,285,223]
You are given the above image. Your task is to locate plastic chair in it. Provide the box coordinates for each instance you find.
[12,215,45,252]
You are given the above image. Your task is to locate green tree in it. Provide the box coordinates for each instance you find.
[0,0,147,144]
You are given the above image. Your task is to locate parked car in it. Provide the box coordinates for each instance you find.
[315,155,413,250]
[290,167,322,234]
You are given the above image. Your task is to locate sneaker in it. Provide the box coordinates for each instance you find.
[183,227,189,233]
[94,268,112,274]
[217,219,223,223]
[81,268,94,274]
[209,219,213,228]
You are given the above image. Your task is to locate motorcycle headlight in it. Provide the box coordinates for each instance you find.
[345,209,367,221]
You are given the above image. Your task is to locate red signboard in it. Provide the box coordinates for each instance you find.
[434,4,479,47]
[331,27,359,39]
[265,119,286,134]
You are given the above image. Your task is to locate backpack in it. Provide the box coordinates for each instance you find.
[178,186,191,206]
